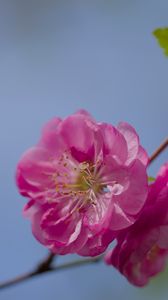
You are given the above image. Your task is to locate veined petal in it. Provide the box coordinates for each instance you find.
[117,122,139,165]
[100,123,128,164]
[115,160,148,215]
[137,146,149,166]
[110,203,135,230]
[16,147,56,192]
[83,193,113,234]
[59,113,99,161]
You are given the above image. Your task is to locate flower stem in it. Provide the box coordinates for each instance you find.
[149,138,168,165]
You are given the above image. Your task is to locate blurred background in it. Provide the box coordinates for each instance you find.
[0,0,167,299]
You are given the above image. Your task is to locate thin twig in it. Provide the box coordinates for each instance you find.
[0,252,56,290]
[0,255,102,290]
[0,270,36,290]
[0,138,167,290]
[149,138,168,164]
[35,252,55,274]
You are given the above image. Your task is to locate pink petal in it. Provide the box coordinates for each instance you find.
[137,146,149,166]
[83,193,114,234]
[117,122,139,165]
[50,223,88,255]
[158,225,168,248]
[16,147,56,196]
[16,168,40,197]
[75,109,94,119]
[115,160,148,215]
[100,123,128,164]
[38,118,67,156]
[59,114,98,161]
[77,234,108,257]
[110,203,135,230]
[42,117,62,134]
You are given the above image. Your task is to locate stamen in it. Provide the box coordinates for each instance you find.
[82,175,92,187]
[49,153,110,208]
[100,181,117,186]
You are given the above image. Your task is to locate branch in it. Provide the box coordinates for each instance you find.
[149,138,168,164]
[35,252,55,274]
[0,138,167,290]
[0,252,55,290]
[0,255,102,290]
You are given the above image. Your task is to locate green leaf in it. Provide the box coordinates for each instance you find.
[153,27,168,57]
[148,176,155,183]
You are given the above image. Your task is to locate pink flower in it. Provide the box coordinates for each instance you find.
[105,163,168,286]
[16,110,148,256]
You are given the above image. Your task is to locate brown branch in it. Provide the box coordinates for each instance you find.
[0,138,167,290]
[149,138,168,165]
[0,252,56,290]
[0,255,102,290]
[35,252,55,274]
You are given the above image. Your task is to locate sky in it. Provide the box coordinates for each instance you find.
[0,0,167,299]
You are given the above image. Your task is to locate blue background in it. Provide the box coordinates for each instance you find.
[0,0,167,299]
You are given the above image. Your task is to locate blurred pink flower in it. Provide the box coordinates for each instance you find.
[16,110,148,256]
[105,163,168,286]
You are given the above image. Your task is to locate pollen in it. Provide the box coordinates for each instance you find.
[51,152,107,207]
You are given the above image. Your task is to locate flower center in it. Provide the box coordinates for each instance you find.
[76,162,102,194]
[52,152,106,207]
[62,161,104,206]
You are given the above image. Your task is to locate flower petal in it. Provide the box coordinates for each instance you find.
[117,122,139,165]
[16,147,56,197]
[115,160,148,215]
[100,123,128,164]
[83,193,113,234]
